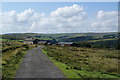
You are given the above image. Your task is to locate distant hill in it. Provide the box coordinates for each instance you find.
[2,32,119,49]
[2,32,118,42]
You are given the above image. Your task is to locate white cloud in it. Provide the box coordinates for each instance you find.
[1,5,118,34]
[1,8,45,33]
[2,10,17,23]
[17,9,34,22]
[51,4,87,22]
[97,10,117,20]
[91,10,118,32]
[28,4,87,33]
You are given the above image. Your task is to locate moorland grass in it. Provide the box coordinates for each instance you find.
[42,45,120,78]
[2,41,36,78]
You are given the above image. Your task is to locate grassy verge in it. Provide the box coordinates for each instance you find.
[42,46,120,78]
[42,50,80,78]
[2,43,36,78]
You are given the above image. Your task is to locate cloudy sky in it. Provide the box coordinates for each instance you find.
[1,2,118,34]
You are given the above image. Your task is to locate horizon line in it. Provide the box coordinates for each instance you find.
[1,31,119,35]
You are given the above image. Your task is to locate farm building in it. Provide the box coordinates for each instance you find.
[33,39,48,45]
[37,41,47,45]
[23,38,56,45]
[23,38,34,45]
[24,38,48,45]
[57,42,73,46]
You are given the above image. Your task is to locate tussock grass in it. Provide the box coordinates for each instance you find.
[42,45,120,78]
[2,41,36,78]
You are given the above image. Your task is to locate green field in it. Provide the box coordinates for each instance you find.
[43,45,120,78]
[2,32,119,42]
[87,38,117,42]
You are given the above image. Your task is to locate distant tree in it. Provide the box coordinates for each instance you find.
[71,42,91,48]
[81,43,91,48]
[33,39,40,44]
[116,39,120,50]
[71,43,79,47]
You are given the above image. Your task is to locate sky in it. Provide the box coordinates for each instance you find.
[1,2,118,34]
